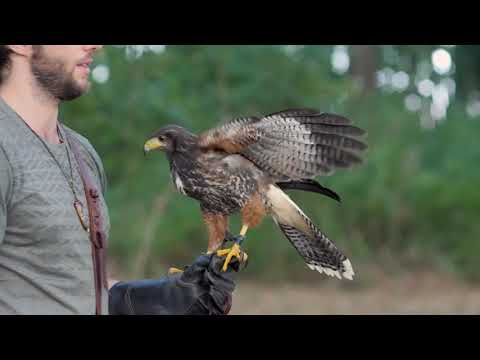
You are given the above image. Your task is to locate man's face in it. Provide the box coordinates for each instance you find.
[30,45,103,101]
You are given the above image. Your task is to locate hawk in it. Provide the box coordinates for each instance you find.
[144,108,367,280]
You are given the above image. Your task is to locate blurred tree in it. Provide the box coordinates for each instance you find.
[455,45,480,99]
[350,45,379,96]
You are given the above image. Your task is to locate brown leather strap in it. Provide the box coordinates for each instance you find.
[64,130,108,315]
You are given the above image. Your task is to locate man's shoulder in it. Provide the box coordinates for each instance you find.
[0,109,22,143]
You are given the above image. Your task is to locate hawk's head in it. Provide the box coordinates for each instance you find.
[144,124,198,156]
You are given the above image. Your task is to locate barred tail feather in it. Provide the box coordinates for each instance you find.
[266,185,355,280]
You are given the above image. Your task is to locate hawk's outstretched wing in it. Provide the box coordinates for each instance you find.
[198,108,367,181]
[198,116,262,153]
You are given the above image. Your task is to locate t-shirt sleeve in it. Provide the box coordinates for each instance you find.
[0,146,12,244]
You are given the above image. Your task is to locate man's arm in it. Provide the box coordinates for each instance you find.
[0,145,12,244]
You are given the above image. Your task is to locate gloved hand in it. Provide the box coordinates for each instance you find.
[108,252,245,315]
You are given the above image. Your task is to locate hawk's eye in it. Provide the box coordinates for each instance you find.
[158,135,166,142]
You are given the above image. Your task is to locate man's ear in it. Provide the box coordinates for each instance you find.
[6,45,34,58]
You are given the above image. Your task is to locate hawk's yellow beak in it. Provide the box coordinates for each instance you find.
[144,138,165,154]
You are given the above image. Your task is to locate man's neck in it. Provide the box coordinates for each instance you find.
[0,70,61,144]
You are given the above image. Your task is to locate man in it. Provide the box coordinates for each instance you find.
[0,45,241,315]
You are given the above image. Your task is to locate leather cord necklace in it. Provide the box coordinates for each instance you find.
[21,121,90,233]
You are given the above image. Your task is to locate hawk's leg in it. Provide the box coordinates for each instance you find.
[167,212,228,275]
[203,211,230,254]
[217,193,266,271]
[216,225,249,271]
[223,229,246,246]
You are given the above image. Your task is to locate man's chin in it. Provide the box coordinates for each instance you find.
[76,78,91,93]
[59,81,90,101]
[59,88,89,101]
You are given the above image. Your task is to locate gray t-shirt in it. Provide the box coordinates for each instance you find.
[0,96,110,314]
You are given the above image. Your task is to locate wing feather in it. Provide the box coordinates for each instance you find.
[198,108,367,181]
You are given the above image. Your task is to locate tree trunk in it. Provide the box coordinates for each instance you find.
[350,45,378,96]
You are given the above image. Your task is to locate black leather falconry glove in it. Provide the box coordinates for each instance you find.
[108,253,244,315]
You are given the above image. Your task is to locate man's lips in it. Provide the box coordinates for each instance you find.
[78,57,93,66]
[76,59,92,74]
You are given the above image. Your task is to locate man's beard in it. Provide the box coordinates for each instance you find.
[30,46,90,101]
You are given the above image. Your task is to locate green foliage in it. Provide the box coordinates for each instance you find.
[60,45,480,282]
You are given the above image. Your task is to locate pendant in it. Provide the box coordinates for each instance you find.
[74,200,90,232]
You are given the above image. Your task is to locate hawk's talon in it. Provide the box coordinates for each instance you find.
[168,267,184,275]
[216,243,247,272]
